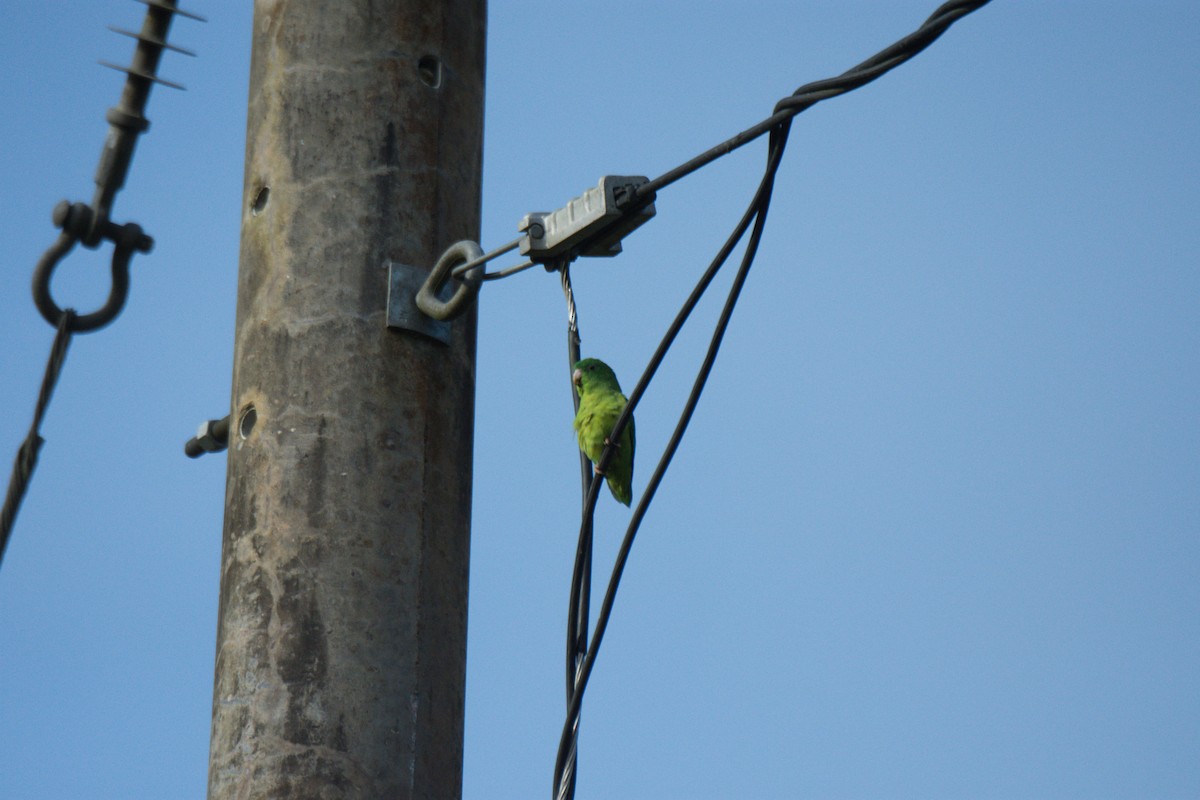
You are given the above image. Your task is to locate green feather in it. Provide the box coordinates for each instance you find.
[572,358,635,507]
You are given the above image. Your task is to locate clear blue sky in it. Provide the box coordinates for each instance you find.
[2,2,1197,798]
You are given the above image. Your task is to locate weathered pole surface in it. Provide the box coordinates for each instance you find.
[207,2,485,798]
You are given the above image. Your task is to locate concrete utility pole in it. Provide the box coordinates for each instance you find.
[207,2,485,797]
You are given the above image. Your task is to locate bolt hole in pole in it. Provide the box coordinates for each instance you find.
[417,55,441,88]
[238,404,257,440]
[250,186,270,216]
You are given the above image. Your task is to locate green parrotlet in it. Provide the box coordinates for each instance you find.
[572,358,635,506]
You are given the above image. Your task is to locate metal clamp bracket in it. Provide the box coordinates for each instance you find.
[387,178,655,341]
[386,240,484,345]
[518,175,656,262]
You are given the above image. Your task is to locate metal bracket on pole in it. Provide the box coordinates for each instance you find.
[386,261,452,344]
[387,240,485,344]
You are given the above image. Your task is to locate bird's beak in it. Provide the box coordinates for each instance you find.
[572,368,582,386]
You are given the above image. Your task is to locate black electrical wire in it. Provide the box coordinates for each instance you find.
[554,121,787,800]
[552,1,991,796]
[637,0,990,201]
[1,310,77,567]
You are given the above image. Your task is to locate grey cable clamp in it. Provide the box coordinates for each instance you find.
[386,176,655,345]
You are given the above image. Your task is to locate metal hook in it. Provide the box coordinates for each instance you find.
[415,240,485,321]
[31,202,153,333]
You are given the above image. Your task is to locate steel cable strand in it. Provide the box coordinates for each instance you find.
[562,263,593,706]
[560,263,593,800]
